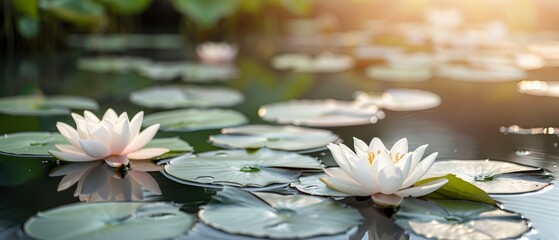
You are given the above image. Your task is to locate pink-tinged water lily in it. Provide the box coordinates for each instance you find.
[196,42,238,64]
[320,137,448,207]
[49,109,169,167]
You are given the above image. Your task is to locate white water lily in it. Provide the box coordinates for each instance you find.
[49,109,169,167]
[321,137,448,207]
[196,42,238,64]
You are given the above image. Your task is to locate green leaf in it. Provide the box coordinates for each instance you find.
[17,16,40,39]
[41,0,106,26]
[97,0,152,14]
[12,0,39,17]
[171,0,239,28]
[415,174,497,206]
[145,137,194,160]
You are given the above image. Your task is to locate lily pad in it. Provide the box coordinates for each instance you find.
[437,64,526,82]
[77,56,152,73]
[143,109,248,132]
[0,132,192,158]
[137,61,188,81]
[0,132,68,157]
[209,125,340,152]
[365,65,433,82]
[355,88,441,111]
[259,99,383,127]
[164,148,323,188]
[290,171,351,197]
[129,85,243,109]
[0,95,98,116]
[199,187,362,239]
[423,159,553,194]
[24,202,194,240]
[181,63,238,83]
[394,198,530,240]
[271,53,354,73]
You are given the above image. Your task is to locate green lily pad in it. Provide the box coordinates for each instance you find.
[77,56,152,73]
[365,65,432,82]
[181,63,238,83]
[0,132,192,158]
[394,198,530,240]
[143,109,248,132]
[24,202,194,240]
[164,148,323,188]
[199,187,362,239]
[290,171,351,197]
[129,85,243,109]
[423,159,553,194]
[97,0,152,14]
[40,0,106,26]
[0,132,67,157]
[0,95,98,116]
[209,124,340,152]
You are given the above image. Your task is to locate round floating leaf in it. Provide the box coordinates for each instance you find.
[394,198,530,240]
[143,109,248,132]
[24,202,194,240]
[423,159,552,194]
[164,148,323,188]
[210,124,340,152]
[181,63,238,83]
[259,99,382,127]
[129,85,243,109]
[0,132,67,157]
[12,0,39,17]
[437,64,526,82]
[145,137,194,159]
[517,80,559,97]
[355,88,441,111]
[271,53,354,73]
[0,95,98,116]
[77,56,152,73]
[199,187,362,239]
[40,0,106,26]
[365,65,432,82]
[290,171,351,197]
[17,16,40,39]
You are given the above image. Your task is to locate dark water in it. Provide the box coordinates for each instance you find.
[1,45,559,239]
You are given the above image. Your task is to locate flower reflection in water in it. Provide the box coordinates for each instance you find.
[349,201,406,240]
[49,160,162,202]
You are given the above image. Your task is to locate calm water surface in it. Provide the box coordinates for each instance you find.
[1,45,559,239]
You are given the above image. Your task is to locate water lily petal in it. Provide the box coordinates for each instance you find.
[89,124,110,143]
[110,118,131,154]
[123,124,160,154]
[395,153,413,177]
[83,110,100,122]
[368,137,386,153]
[129,111,144,138]
[49,150,98,162]
[374,149,394,170]
[345,150,379,193]
[55,144,84,155]
[371,193,403,208]
[326,143,352,174]
[320,176,369,196]
[396,178,448,197]
[410,144,428,170]
[102,108,118,122]
[79,139,110,159]
[353,137,369,156]
[72,113,89,139]
[401,152,438,188]
[389,138,408,157]
[378,166,405,194]
[323,167,355,181]
[127,148,169,160]
[104,155,129,167]
[56,122,81,148]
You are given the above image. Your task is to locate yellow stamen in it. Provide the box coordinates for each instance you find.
[367,152,375,164]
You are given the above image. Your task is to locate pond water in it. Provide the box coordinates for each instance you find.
[1,41,559,239]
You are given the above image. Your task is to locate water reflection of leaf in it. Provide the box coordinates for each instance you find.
[50,161,162,202]
[171,0,239,28]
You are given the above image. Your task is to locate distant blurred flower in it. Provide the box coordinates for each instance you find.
[196,42,238,64]
[49,109,168,167]
[321,137,447,207]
